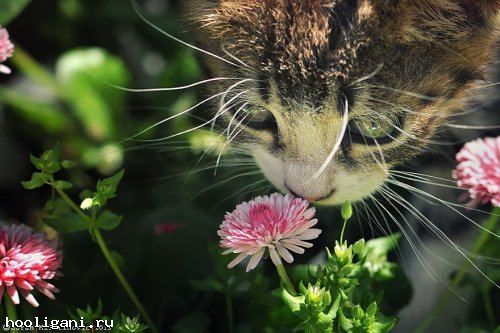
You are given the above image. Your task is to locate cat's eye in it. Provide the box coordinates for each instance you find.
[348,115,400,145]
[231,105,277,131]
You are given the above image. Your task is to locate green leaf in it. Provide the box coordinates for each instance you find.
[21,172,47,190]
[44,212,88,234]
[93,169,125,206]
[61,160,77,169]
[365,233,401,257]
[280,285,305,314]
[95,210,122,231]
[55,180,73,190]
[0,0,31,25]
[0,87,70,133]
[55,48,131,141]
[373,314,397,333]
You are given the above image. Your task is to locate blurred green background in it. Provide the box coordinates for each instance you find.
[0,1,498,332]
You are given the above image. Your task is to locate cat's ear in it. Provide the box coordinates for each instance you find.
[458,0,499,23]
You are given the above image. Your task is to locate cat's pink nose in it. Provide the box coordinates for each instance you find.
[285,184,335,202]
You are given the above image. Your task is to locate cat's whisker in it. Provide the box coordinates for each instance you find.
[387,178,500,243]
[127,100,239,143]
[389,171,498,212]
[221,45,252,69]
[131,0,242,68]
[381,186,500,266]
[349,64,384,87]
[355,84,439,102]
[212,79,254,131]
[314,96,349,178]
[379,187,463,270]
[105,77,245,93]
[370,194,440,283]
[445,123,500,130]
[117,90,229,144]
[227,102,250,138]
[185,170,262,203]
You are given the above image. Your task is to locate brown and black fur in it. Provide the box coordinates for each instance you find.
[181,0,499,203]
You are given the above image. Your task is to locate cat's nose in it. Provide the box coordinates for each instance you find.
[285,183,335,202]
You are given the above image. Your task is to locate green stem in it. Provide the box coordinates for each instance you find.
[339,218,349,244]
[275,264,296,294]
[93,229,157,333]
[482,286,495,328]
[4,294,17,333]
[414,207,500,333]
[52,186,157,333]
[225,292,234,333]
[11,45,66,99]
[53,185,92,223]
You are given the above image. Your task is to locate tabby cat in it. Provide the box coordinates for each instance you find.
[183,0,499,205]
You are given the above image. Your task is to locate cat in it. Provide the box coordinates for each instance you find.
[180,0,499,206]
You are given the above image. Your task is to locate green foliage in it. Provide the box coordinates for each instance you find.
[23,145,124,233]
[117,314,148,333]
[0,0,31,25]
[56,48,130,141]
[278,207,405,332]
[280,235,400,332]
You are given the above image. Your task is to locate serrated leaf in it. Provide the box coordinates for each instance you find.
[44,212,88,234]
[0,0,31,25]
[22,172,47,190]
[95,210,122,231]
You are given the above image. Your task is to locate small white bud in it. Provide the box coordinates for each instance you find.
[80,198,94,210]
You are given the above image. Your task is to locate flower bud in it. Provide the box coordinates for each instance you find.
[80,198,94,210]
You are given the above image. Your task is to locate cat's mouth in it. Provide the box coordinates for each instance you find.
[253,148,388,206]
[284,183,336,203]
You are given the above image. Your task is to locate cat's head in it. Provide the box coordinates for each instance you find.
[185,0,499,205]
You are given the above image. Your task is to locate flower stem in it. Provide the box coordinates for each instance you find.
[275,264,296,294]
[52,186,157,333]
[225,292,234,333]
[414,207,500,333]
[339,217,349,244]
[93,229,158,333]
[4,294,17,333]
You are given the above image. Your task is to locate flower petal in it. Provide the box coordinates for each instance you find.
[269,247,282,266]
[246,248,265,272]
[276,243,294,263]
[296,228,322,240]
[227,253,247,269]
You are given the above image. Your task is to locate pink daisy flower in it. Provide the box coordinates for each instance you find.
[218,193,321,272]
[0,224,62,307]
[453,136,500,207]
[0,27,14,75]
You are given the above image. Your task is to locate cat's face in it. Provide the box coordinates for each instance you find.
[185,0,498,205]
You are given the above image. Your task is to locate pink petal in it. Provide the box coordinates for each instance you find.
[227,253,247,269]
[246,248,265,272]
[269,247,282,266]
[276,243,294,263]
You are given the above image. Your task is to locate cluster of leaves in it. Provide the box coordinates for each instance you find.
[70,300,147,333]
[22,145,124,234]
[280,204,406,333]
